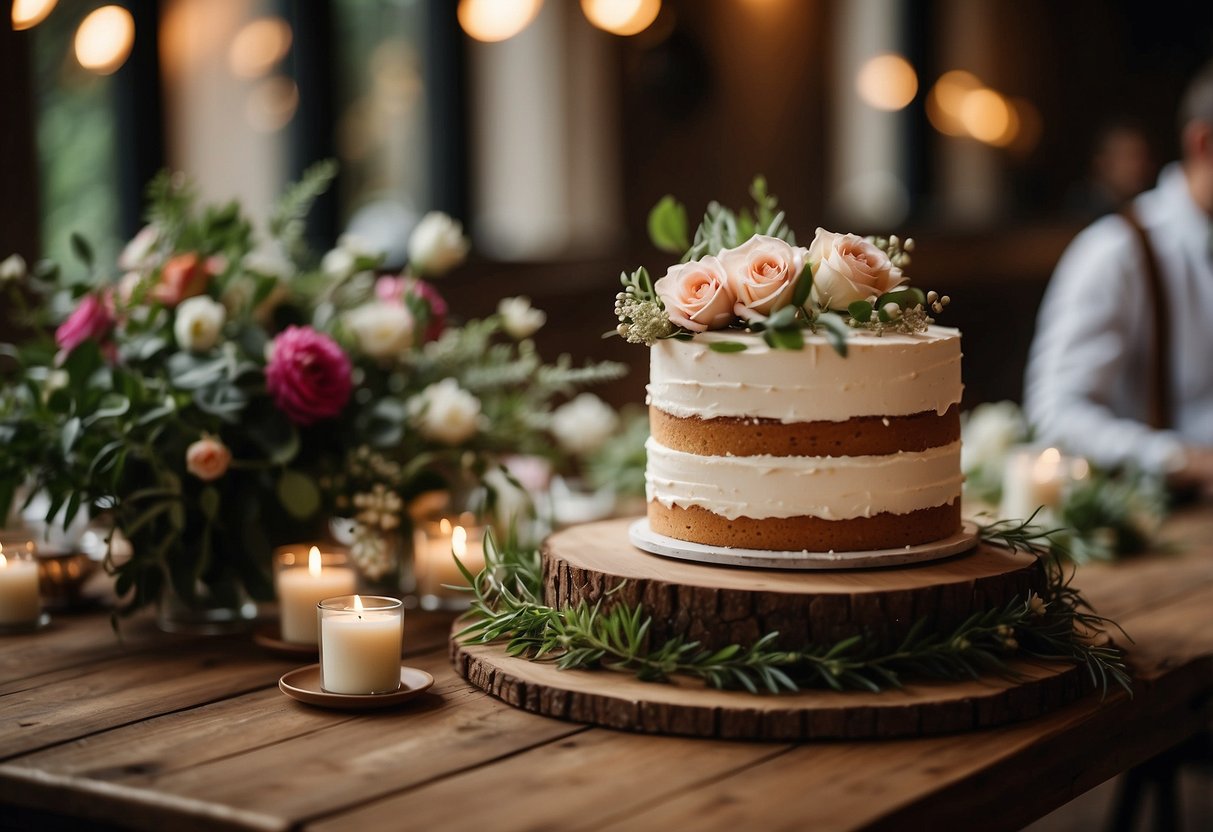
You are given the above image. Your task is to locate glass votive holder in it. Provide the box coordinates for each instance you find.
[318,595,403,694]
[0,539,50,633]
[412,514,486,611]
[1000,445,1091,525]
[273,544,357,645]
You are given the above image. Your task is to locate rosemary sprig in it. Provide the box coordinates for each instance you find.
[454,520,1132,696]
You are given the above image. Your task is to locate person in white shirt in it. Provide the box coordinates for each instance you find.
[1025,60,1213,495]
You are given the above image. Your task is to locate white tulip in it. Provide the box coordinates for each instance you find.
[345,302,415,360]
[173,295,227,353]
[0,254,26,284]
[409,378,482,445]
[551,393,619,457]
[497,296,547,339]
[408,212,469,277]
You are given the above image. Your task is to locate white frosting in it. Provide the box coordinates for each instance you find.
[645,438,963,521]
[647,326,963,423]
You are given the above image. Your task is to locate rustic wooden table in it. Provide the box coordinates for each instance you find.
[2,509,1211,832]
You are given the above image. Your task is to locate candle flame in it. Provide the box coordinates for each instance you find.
[353,594,364,615]
[1032,447,1062,483]
[0,551,6,569]
[308,546,322,577]
[440,517,451,535]
[452,525,468,558]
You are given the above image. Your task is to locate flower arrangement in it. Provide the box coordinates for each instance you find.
[614,177,949,355]
[0,163,625,618]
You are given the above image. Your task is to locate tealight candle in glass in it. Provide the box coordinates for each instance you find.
[0,540,48,633]
[274,545,357,645]
[318,595,403,694]
[1000,446,1091,525]
[412,515,486,611]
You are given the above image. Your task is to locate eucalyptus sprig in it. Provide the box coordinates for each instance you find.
[454,522,1132,696]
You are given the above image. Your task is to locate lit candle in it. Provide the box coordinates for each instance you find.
[1000,446,1086,524]
[0,543,43,629]
[413,518,486,608]
[275,546,357,645]
[319,594,403,694]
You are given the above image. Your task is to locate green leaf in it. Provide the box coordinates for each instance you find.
[199,486,220,521]
[70,233,95,270]
[708,341,748,353]
[876,287,926,311]
[848,300,873,322]
[647,195,690,254]
[792,262,814,308]
[816,312,850,358]
[61,417,81,455]
[763,304,797,331]
[277,470,321,519]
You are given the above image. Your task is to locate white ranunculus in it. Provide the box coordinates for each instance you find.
[0,253,26,283]
[497,296,547,339]
[321,247,356,279]
[409,378,482,445]
[345,302,415,360]
[408,212,469,277]
[118,225,160,271]
[551,393,620,457]
[960,401,1027,473]
[173,295,227,353]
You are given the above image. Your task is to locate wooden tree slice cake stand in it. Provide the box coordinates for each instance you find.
[451,518,1090,740]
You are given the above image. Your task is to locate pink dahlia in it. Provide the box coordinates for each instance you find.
[56,293,115,354]
[265,326,353,426]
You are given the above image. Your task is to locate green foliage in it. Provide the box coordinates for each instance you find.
[683,176,795,262]
[647,196,689,255]
[456,519,1131,696]
[271,159,339,260]
[707,341,748,353]
[585,405,649,498]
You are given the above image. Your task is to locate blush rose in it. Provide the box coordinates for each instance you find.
[653,256,735,333]
[185,436,232,481]
[808,228,906,311]
[719,235,809,321]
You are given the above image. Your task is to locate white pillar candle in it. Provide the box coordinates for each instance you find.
[1001,447,1079,524]
[319,595,402,694]
[414,519,486,602]
[0,546,42,627]
[275,546,357,644]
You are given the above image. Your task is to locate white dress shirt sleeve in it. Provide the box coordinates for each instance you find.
[1024,217,1187,474]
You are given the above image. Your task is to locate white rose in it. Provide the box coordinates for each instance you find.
[321,247,356,279]
[173,295,227,353]
[498,296,546,339]
[0,253,26,284]
[345,302,415,360]
[118,225,160,271]
[808,228,906,311]
[551,393,620,457]
[409,378,482,445]
[408,212,469,277]
[719,235,809,321]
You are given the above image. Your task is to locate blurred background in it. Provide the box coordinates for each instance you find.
[4,0,1213,408]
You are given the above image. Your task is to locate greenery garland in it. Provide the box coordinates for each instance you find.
[454,516,1132,696]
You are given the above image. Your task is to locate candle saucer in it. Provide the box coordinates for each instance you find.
[0,611,51,635]
[253,623,320,657]
[279,664,435,710]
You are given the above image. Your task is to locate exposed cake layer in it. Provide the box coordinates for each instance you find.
[650,404,960,458]
[644,437,963,521]
[647,500,962,552]
[647,326,963,423]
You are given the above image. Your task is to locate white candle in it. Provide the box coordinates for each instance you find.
[319,595,402,694]
[276,546,357,644]
[0,546,42,626]
[1001,447,1076,524]
[415,520,485,600]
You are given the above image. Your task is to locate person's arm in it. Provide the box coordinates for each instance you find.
[1024,219,1187,475]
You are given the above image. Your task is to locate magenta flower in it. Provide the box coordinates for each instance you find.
[265,326,353,426]
[56,293,115,354]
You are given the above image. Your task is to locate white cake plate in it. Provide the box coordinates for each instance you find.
[628,518,981,570]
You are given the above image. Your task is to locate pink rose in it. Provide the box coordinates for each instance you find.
[151,253,216,307]
[653,256,735,333]
[185,436,232,481]
[719,235,809,321]
[374,275,447,342]
[265,326,353,426]
[56,293,115,354]
[808,228,906,311]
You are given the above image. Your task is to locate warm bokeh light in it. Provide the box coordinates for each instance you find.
[11,0,57,30]
[457,0,543,43]
[228,17,292,79]
[245,75,299,132]
[580,0,661,36]
[74,5,135,75]
[960,87,1011,144]
[856,53,918,112]
[926,70,981,136]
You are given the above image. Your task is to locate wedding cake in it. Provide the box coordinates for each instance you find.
[645,326,964,552]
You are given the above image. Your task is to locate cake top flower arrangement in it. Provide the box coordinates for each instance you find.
[614,177,950,356]
[0,163,624,615]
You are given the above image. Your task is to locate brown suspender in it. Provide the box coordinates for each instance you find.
[1119,208,1172,430]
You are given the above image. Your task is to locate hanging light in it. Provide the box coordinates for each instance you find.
[926,70,981,137]
[74,5,135,75]
[960,87,1011,144]
[856,53,918,112]
[457,0,543,43]
[580,0,661,37]
[11,0,58,30]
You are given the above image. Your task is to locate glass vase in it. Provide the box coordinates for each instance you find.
[157,579,258,635]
